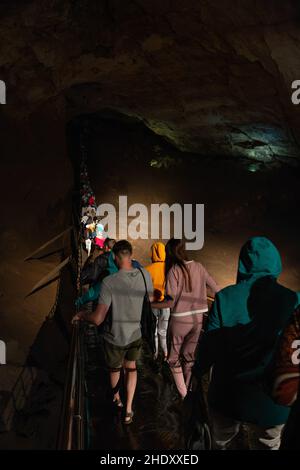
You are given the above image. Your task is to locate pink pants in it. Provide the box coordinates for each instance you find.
[167,313,203,398]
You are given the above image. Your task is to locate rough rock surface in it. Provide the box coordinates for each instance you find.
[0,101,73,363]
[1,0,300,164]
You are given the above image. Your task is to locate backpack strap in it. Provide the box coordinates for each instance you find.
[137,266,149,298]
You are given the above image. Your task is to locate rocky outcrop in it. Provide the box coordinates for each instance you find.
[1,0,300,164]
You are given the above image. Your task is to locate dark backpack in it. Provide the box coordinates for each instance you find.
[137,267,157,354]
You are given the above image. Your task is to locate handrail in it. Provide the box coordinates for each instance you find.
[57,319,86,449]
[57,126,91,449]
[73,320,86,449]
[57,213,87,449]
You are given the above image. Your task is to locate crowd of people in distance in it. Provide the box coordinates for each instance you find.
[79,160,106,256]
[72,232,300,449]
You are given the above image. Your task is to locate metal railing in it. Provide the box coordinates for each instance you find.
[57,129,93,450]
[57,206,88,449]
[57,319,86,450]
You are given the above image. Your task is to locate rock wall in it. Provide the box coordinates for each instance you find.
[0,0,300,360]
[0,98,73,363]
[86,116,300,292]
[0,0,300,164]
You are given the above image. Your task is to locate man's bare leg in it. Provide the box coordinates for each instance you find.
[123,360,137,422]
[110,367,122,405]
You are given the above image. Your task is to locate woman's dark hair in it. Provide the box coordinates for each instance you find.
[165,238,192,292]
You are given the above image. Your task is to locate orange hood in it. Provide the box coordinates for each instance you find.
[151,242,166,263]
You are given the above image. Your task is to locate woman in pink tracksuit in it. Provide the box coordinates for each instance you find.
[163,238,220,399]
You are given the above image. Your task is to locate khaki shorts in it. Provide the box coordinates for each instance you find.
[103,338,142,369]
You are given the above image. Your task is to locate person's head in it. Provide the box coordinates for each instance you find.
[237,236,282,283]
[104,237,116,252]
[165,238,191,291]
[93,245,102,258]
[113,240,133,268]
[165,238,189,264]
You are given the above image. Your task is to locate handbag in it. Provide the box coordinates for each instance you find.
[137,267,157,354]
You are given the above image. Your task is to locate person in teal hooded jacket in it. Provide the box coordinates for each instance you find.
[75,251,118,308]
[75,252,142,308]
[194,236,299,450]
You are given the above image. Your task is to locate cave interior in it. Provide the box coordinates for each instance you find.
[0,0,300,450]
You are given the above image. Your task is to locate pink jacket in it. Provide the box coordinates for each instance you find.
[166,260,220,316]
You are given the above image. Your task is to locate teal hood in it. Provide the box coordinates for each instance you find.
[108,251,118,275]
[237,237,282,283]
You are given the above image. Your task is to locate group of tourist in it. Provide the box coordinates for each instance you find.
[73,223,300,448]
[79,160,106,256]
[81,208,106,256]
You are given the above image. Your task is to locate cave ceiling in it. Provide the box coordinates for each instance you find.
[1,0,300,164]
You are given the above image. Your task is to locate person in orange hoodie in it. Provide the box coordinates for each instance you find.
[146,242,170,360]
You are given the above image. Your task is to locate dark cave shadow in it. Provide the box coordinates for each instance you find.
[25,275,60,298]
[26,265,76,382]
[28,248,64,261]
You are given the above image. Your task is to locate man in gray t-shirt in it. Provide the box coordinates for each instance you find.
[99,265,153,347]
[73,240,153,425]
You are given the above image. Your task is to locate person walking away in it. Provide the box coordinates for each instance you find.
[73,240,153,424]
[153,238,220,399]
[76,240,117,309]
[80,238,116,287]
[77,238,142,308]
[146,242,170,360]
[193,236,299,450]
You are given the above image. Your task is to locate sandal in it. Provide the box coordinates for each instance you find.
[124,411,134,424]
[113,397,123,408]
